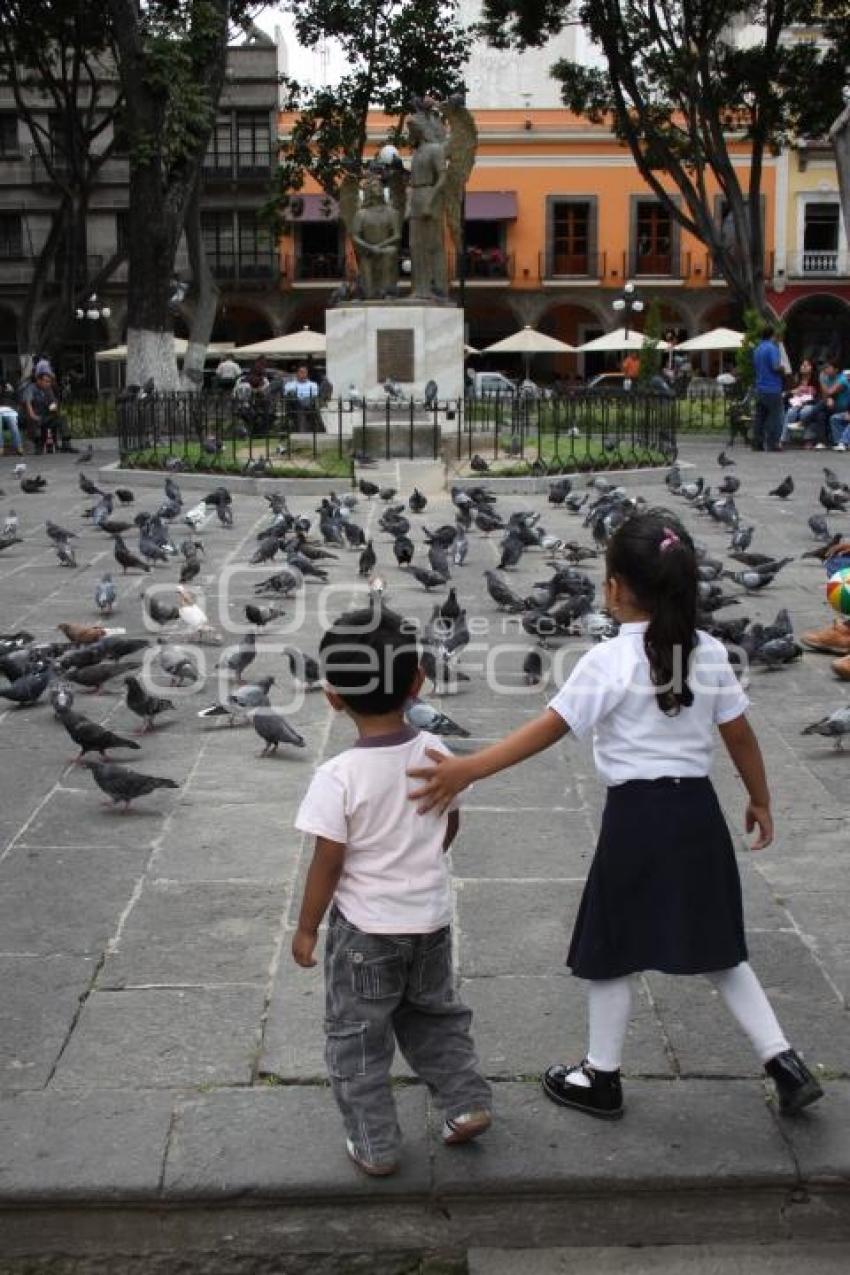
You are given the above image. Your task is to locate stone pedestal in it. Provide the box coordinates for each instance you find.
[326,303,464,402]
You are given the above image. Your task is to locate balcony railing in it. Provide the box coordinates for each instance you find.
[293,253,347,281]
[202,151,274,181]
[539,250,606,280]
[786,250,849,278]
[625,249,690,279]
[452,250,514,281]
[208,250,279,285]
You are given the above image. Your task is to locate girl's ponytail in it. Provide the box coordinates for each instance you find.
[606,510,699,716]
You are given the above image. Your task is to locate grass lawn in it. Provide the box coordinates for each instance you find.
[122,440,353,480]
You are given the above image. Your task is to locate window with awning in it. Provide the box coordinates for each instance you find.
[464,192,518,220]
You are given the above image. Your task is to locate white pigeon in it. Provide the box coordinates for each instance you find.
[3,509,18,537]
[177,587,217,642]
[13,462,26,478]
[183,500,211,532]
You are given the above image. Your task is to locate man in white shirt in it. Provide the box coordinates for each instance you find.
[283,364,318,400]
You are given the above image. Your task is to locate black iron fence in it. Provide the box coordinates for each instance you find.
[109,389,708,473]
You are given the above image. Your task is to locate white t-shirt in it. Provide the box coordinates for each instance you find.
[295,728,459,934]
[548,622,749,787]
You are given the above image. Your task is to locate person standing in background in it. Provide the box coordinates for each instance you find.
[751,325,785,451]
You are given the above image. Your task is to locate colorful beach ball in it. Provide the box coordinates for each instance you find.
[826,567,850,617]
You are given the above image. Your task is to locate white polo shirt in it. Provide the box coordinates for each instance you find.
[548,622,749,787]
[284,378,318,400]
[295,727,459,934]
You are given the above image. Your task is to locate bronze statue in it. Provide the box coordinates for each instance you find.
[406,97,477,303]
[350,177,402,299]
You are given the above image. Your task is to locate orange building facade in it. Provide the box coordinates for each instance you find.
[277,107,774,378]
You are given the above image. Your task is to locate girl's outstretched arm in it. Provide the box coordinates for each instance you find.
[408,708,568,814]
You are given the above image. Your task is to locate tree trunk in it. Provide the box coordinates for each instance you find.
[180,180,219,391]
[124,163,184,389]
[830,104,850,253]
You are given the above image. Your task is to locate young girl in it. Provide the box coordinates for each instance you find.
[408,509,823,1121]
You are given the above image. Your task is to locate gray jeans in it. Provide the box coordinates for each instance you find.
[324,905,491,1162]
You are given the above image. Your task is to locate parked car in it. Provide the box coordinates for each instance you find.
[471,372,542,398]
[586,372,674,397]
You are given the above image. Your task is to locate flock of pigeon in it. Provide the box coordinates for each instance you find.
[1,445,849,818]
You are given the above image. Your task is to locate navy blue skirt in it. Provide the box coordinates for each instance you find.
[567,776,747,980]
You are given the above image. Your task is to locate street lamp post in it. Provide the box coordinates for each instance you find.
[611,281,644,338]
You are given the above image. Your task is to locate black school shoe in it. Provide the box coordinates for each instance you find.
[542,1060,624,1120]
[764,1049,824,1116]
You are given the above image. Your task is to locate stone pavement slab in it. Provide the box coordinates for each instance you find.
[0,954,95,1092]
[469,1243,850,1275]
[50,985,266,1090]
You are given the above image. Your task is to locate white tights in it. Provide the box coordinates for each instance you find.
[578,962,790,1077]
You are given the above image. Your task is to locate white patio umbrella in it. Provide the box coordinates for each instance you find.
[94,339,235,363]
[482,324,575,381]
[464,343,480,355]
[674,326,745,352]
[575,327,672,353]
[232,326,327,359]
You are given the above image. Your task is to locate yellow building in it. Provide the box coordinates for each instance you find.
[770,139,850,366]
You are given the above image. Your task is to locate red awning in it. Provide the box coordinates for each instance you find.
[464,192,518,220]
[288,194,339,221]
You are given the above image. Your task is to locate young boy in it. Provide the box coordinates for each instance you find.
[292,605,492,1176]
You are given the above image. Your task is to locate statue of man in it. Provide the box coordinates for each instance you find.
[350,177,402,300]
[407,108,448,300]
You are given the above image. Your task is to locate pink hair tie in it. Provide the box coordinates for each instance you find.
[659,527,680,552]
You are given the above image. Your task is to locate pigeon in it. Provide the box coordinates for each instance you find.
[251,707,306,755]
[55,705,141,761]
[46,519,76,544]
[94,574,117,615]
[470,454,489,473]
[751,636,802,669]
[144,590,180,627]
[484,569,526,612]
[717,450,735,467]
[115,488,135,504]
[729,525,754,552]
[343,522,366,549]
[823,466,850,492]
[379,487,397,502]
[75,443,94,465]
[405,697,470,737]
[428,543,451,579]
[820,486,849,513]
[523,650,544,685]
[718,475,740,495]
[83,760,179,809]
[124,675,175,732]
[21,475,47,493]
[179,552,201,586]
[67,662,139,693]
[57,623,107,645]
[78,471,102,497]
[48,680,75,715]
[0,667,52,706]
[409,565,447,591]
[156,641,199,685]
[177,588,216,642]
[254,569,300,597]
[801,707,850,750]
[769,475,794,500]
[93,636,150,663]
[2,508,18,537]
[392,536,414,568]
[453,529,469,567]
[114,535,151,574]
[498,534,523,570]
[284,647,322,691]
[55,542,77,568]
[359,540,376,576]
[218,632,257,681]
[198,675,275,721]
[807,515,831,542]
[359,478,379,499]
[409,488,428,513]
[245,603,285,627]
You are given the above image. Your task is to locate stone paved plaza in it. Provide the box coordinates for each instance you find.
[0,438,848,1267]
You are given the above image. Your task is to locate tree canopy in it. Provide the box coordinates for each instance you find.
[477,1,850,312]
[273,0,470,211]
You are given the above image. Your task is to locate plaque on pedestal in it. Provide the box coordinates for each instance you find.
[326,304,464,402]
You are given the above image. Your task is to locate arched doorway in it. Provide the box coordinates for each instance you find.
[783,294,850,369]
